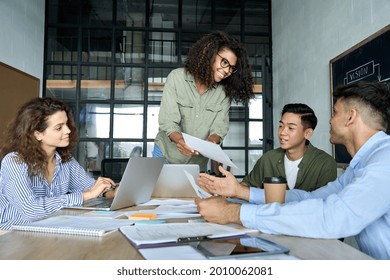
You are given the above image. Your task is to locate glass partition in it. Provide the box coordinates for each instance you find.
[46,65,78,100]
[148,32,177,64]
[44,0,272,178]
[79,103,111,138]
[113,104,144,139]
[115,67,145,100]
[182,0,211,30]
[117,0,146,27]
[80,66,112,100]
[46,27,78,62]
[115,30,145,64]
[81,29,113,63]
[150,0,178,28]
[215,0,241,32]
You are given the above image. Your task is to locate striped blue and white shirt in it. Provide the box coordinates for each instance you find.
[0,152,95,230]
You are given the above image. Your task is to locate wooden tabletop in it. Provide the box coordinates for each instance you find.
[0,207,372,260]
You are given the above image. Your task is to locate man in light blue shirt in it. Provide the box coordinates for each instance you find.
[195,81,390,259]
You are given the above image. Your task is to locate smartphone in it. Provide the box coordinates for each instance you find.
[190,236,289,259]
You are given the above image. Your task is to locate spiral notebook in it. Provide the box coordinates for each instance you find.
[12,215,135,237]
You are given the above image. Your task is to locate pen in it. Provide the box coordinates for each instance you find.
[177,235,211,243]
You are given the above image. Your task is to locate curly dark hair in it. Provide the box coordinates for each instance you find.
[0,97,78,176]
[184,31,254,104]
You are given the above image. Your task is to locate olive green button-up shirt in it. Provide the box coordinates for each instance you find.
[242,142,337,191]
[155,68,230,170]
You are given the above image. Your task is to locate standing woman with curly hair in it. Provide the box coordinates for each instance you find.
[153,31,254,170]
[0,97,117,230]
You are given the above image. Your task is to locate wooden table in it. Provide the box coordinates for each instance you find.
[0,208,372,260]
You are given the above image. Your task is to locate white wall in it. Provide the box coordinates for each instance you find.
[0,0,45,95]
[272,0,390,154]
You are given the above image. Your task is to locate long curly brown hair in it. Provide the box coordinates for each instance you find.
[184,31,254,104]
[0,97,78,176]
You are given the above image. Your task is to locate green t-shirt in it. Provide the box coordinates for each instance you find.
[155,68,230,170]
[243,142,337,191]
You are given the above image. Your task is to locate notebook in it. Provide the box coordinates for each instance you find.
[152,164,200,198]
[68,157,164,211]
[12,215,135,237]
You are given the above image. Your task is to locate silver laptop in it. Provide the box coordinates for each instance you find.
[152,164,200,198]
[68,157,164,211]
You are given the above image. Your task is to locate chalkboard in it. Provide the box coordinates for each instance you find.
[330,24,390,164]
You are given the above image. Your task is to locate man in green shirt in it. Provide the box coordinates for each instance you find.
[242,103,337,191]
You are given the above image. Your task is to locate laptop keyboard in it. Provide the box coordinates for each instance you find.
[83,197,113,208]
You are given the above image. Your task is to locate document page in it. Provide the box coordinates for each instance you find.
[182,133,239,170]
[184,170,212,199]
[120,223,248,246]
[122,203,201,219]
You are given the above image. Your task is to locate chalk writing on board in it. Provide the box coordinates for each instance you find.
[344,61,390,85]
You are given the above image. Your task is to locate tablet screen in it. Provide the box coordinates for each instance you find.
[192,236,289,259]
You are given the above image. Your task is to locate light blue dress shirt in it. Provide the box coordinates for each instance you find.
[0,152,95,230]
[240,131,390,260]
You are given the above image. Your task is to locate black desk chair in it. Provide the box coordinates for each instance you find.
[208,159,231,177]
[101,146,143,181]
[100,158,129,182]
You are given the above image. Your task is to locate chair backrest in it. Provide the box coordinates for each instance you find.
[209,159,231,177]
[101,146,143,182]
[100,158,129,182]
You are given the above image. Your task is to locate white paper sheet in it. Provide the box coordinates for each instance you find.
[120,203,201,220]
[128,204,201,219]
[81,210,128,219]
[184,170,212,199]
[182,133,240,170]
[120,223,249,246]
[140,199,195,206]
[153,204,198,214]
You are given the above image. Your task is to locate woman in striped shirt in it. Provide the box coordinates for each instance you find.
[0,97,116,230]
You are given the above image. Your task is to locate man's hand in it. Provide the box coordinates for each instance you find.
[197,166,250,200]
[195,196,241,225]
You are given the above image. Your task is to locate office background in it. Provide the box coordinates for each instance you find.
[1,0,390,173]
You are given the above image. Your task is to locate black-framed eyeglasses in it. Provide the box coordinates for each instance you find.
[217,53,237,74]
